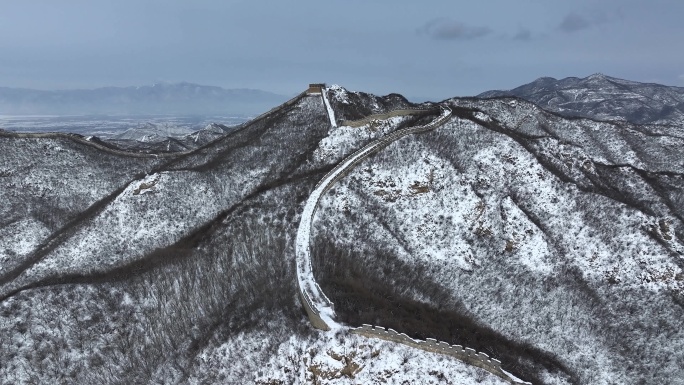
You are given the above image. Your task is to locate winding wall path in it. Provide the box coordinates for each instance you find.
[295,90,531,384]
[295,95,450,331]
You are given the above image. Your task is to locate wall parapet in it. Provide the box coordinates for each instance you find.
[351,324,531,385]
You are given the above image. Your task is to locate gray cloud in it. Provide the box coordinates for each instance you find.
[418,18,491,40]
[558,13,592,32]
[513,27,532,41]
[558,11,612,33]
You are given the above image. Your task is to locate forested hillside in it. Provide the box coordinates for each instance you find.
[312,87,684,384]
[2,81,683,384]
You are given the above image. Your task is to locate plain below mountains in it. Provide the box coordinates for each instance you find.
[0,82,289,116]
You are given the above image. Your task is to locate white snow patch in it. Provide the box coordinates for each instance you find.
[328,84,351,105]
[474,111,492,122]
[191,324,509,385]
[0,218,50,269]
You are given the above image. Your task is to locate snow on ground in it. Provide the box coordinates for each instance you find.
[312,116,409,166]
[339,114,684,291]
[1,165,272,298]
[327,84,350,105]
[189,319,509,385]
[319,139,484,271]
[314,103,684,383]
[113,123,196,142]
[0,218,50,272]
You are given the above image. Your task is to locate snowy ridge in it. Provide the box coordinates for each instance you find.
[478,73,684,126]
[352,325,531,385]
[295,105,451,327]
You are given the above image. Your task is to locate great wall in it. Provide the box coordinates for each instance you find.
[296,84,531,384]
[0,130,185,158]
[351,325,523,382]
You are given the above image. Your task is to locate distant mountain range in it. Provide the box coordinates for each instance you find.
[0,82,289,116]
[479,73,684,125]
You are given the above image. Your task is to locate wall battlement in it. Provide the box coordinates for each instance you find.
[351,324,531,385]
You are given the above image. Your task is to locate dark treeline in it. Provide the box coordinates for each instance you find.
[311,234,576,384]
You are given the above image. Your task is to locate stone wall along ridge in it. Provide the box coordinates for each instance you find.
[294,94,532,383]
[0,131,184,159]
[351,324,532,385]
[245,91,308,125]
[320,87,338,127]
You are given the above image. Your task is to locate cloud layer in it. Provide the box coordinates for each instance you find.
[418,18,491,40]
[558,12,610,33]
[513,27,532,41]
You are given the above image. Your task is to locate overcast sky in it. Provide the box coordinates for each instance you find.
[1,0,683,100]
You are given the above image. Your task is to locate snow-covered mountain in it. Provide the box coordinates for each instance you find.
[1,81,683,384]
[102,122,237,153]
[478,73,684,126]
[0,82,288,116]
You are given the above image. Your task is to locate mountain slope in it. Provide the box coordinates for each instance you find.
[478,74,684,126]
[312,87,684,384]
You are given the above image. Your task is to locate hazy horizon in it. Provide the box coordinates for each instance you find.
[1,1,683,100]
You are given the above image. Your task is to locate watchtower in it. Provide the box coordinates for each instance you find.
[307,83,326,94]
